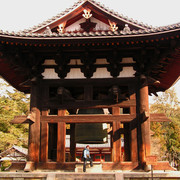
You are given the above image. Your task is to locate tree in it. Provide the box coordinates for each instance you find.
[0,79,29,152]
[150,88,180,169]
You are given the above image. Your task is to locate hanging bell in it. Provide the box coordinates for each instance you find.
[75,108,108,144]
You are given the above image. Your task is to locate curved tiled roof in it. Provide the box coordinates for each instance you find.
[0,0,180,40]
[21,0,152,34]
[0,23,180,40]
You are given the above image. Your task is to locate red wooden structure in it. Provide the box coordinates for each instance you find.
[0,0,179,171]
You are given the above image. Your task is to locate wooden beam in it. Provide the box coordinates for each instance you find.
[43,99,136,109]
[12,116,26,124]
[41,77,136,86]
[12,112,35,124]
[41,114,136,123]
[150,113,171,122]
[12,113,170,124]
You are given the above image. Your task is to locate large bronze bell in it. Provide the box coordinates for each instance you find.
[75,108,108,144]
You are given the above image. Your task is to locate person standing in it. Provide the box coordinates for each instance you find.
[82,145,93,172]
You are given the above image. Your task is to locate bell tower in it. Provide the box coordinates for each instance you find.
[1,0,178,172]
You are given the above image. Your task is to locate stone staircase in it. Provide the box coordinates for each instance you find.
[75,162,103,173]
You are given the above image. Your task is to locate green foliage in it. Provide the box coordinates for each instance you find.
[0,160,12,171]
[0,79,29,152]
[150,88,180,169]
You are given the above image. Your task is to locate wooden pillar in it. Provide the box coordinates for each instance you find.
[139,78,151,160]
[70,123,76,162]
[129,87,138,162]
[130,123,138,162]
[40,122,48,162]
[57,110,66,163]
[28,84,40,163]
[137,76,151,166]
[112,107,121,162]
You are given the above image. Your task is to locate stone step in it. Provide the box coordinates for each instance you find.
[56,173,115,180]
[75,162,103,173]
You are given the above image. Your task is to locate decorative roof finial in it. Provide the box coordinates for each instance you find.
[58,22,67,33]
[82,9,92,19]
[108,20,118,32]
[123,24,131,33]
[44,26,52,35]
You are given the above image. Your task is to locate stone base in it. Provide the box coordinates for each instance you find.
[24,161,35,172]
[8,161,175,172]
[8,162,26,171]
[102,162,138,171]
[153,161,176,171]
[0,171,179,180]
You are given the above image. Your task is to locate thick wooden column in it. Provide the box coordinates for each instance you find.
[137,76,151,166]
[57,110,66,163]
[28,84,41,163]
[139,78,151,160]
[112,107,121,162]
[40,122,48,162]
[129,88,138,162]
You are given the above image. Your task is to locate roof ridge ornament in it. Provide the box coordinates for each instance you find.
[108,20,118,32]
[122,24,131,33]
[82,8,92,19]
[43,26,52,35]
[58,22,67,33]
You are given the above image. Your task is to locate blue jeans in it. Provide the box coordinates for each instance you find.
[83,157,93,172]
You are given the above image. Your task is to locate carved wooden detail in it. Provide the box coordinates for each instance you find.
[82,9,92,19]
[108,85,128,103]
[80,19,97,32]
[54,52,70,79]
[58,22,67,34]
[107,50,122,77]
[80,51,96,78]
[108,20,118,32]
[3,49,44,82]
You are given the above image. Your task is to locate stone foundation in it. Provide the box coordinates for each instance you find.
[0,171,179,180]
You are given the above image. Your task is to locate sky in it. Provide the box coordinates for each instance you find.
[0,0,179,102]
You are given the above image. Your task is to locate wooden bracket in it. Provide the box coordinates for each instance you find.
[142,111,149,120]
[12,111,35,124]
